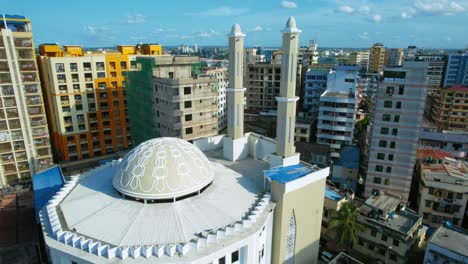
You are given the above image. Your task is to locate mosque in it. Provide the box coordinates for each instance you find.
[40,17,329,264]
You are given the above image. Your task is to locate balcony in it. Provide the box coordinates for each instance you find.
[14,39,32,48]
[15,152,27,161]
[0,76,12,84]
[27,96,41,106]
[24,84,38,94]
[1,86,14,96]
[28,107,43,116]
[19,61,36,71]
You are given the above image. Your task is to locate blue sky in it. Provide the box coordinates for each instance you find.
[3,0,468,48]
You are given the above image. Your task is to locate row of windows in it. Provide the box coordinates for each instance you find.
[382,114,400,122]
[383,101,402,109]
[373,176,391,185]
[380,127,398,136]
[378,140,396,148]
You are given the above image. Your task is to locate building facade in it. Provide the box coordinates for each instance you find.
[424,225,468,264]
[414,54,446,94]
[298,40,319,66]
[245,63,281,111]
[355,192,426,264]
[302,67,329,119]
[443,52,468,87]
[356,51,370,71]
[386,48,404,67]
[369,43,387,74]
[316,65,358,159]
[414,149,468,228]
[365,62,428,200]
[0,15,52,186]
[427,85,468,132]
[152,56,218,141]
[205,67,228,132]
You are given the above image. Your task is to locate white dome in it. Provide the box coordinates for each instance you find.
[113,137,214,200]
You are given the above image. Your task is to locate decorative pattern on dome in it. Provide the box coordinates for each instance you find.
[113,138,214,200]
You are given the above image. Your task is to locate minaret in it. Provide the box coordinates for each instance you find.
[272,17,301,166]
[227,24,245,139]
[223,24,248,161]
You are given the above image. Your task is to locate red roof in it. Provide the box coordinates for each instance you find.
[417,148,454,160]
[445,85,468,92]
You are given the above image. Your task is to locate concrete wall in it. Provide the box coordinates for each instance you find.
[271,175,327,264]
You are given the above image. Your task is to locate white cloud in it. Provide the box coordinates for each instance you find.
[401,8,417,19]
[372,14,382,22]
[358,5,371,15]
[414,0,465,15]
[191,6,249,16]
[281,1,297,9]
[126,13,147,24]
[197,29,219,38]
[86,26,109,37]
[337,5,354,14]
[153,28,165,34]
[359,32,369,40]
[248,26,264,32]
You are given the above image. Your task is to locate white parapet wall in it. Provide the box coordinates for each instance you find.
[193,134,225,152]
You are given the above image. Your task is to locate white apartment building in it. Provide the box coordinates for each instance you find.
[206,68,228,132]
[317,65,358,158]
[365,61,429,200]
[414,149,468,228]
[303,67,329,119]
[152,56,218,141]
[424,225,468,264]
[386,48,404,67]
[356,51,370,71]
[0,15,52,186]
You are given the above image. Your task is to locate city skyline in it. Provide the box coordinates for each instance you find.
[3,0,468,49]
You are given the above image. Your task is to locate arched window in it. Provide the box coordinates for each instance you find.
[285,210,296,264]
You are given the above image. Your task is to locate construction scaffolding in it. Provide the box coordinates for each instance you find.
[125,57,159,145]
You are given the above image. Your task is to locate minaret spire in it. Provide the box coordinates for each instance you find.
[275,16,301,160]
[223,24,248,161]
[227,24,245,139]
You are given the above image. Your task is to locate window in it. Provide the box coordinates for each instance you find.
[386,86,394,95]
[70,63,77,72]
[383,114,391,121]
[381,127,389,134]
[184,101,192,108]
[396,101,402,109]
[377,153,385,160]
[371,230,377,237]
[379,140,387,147]
[375,165,384,172]
[96,62,105,70]
[388,154,394,161]
[447,192,453,199]
[97,72,106,78]
[393,239,399,247]
[231,250,239,263]
[184,86,191,95]
[394,115,400,122]
[390,141,396,148]
[384,101,393,108]
[219,256,226,264]
[55,63,65,72]
[456,193,463,199]
[428,187,434,195]
[392,128,398,135]
[344,78,355,83]
[398,85,405,95]
[425,200,432,207]
[185,127,193,134]
[374,177,382,183]
[185,114,192,121]
[358,238,364,246]
[390,254,397,261]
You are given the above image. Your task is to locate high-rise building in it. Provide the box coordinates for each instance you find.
[0,15,52,186]
[443,52,468,87]
[427,85,468,131]
[365,61,429,200]
[151,56,218,141]
[205,67,228,132]
[298,39,319,66]
[414,54,447,93]
[316,65,358,159]
[357,50,370,71]
[386,48,404,67]
[38,44,161,162]
[302,67,329,119]
[369,43,387,74]
[245,63,281,111]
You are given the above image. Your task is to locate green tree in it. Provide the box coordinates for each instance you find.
[328,202,365,251]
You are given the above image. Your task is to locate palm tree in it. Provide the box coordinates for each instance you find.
[328,202,365,251]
